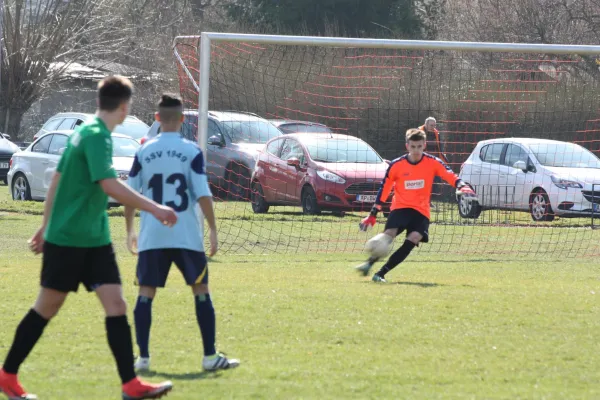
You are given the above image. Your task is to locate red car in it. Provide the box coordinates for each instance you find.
[251,133,390,215]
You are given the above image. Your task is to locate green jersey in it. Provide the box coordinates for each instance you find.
[44,117,117,247]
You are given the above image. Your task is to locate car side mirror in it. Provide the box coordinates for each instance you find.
[287,157,301,168]
[208,135,223,146]
[58,147,66,155]
[384,159,391,165]
[513,160,527,172]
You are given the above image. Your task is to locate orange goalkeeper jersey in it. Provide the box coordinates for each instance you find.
[375,153,461,219]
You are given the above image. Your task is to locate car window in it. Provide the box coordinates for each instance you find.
[48,134,69,155]
[42,118,62,131]
[56,118,77,130]
[304,138,382,163]
[112,136,140,157]
[479,146,488,161]
[32,135,53,153]
[181,115,199,141]
[504,144,529,168]
[266,138,283,157]
[529,142,600,168]
[114,121,149,140]
[482,143,504,164]
[207,119,223,143]
[220,120,282,144]
[279,139,305,162]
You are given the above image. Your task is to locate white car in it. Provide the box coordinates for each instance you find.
[33,112,149,143]
[8,130,139,205]
[458,138,600,222]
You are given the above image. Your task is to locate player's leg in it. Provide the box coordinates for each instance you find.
[133,286,157,371]
[1,243,79,400]
[373,210,429,282]
[133,250,169,371]
[174,250,240,371]
[88,245,172,399]
[356,209,405,277]
[355,226,399,276]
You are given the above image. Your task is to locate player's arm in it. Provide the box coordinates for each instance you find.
[83,135,177,226]
[190,149,218,256]
[360,162,396,231]
[434,158,476,197]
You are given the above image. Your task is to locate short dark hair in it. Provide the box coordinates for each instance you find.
[405,128,426,143]
[97,76,134,111]
[158,93,183,124]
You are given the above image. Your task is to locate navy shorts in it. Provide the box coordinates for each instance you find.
[41,242,121,293]
[384,208,430,243]
[136,249,208,287]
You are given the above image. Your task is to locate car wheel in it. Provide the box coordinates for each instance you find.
[12,173,32,201]
[251,182,270,214]
[301,186,321,215]
[227,164,250,201]
[457,193,482,219]
[529,189,555,222]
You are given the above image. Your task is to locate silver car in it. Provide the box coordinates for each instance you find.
[145,111,283,200]
[8,130,140,205]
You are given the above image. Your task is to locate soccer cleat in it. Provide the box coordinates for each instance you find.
[0,370,37,400]
[355,256,379,276]
[372,274,387,283]
[134,356,151,371]
[122,378,173,400]
[202,353,240,371]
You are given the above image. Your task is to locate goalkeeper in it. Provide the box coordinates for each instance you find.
[355,128,477,282]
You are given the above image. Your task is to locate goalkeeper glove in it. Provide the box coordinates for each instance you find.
[359,206,379,231]
[456,181,478,201]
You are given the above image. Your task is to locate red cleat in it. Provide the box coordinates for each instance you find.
[0,369,37,400]
[122,377,173,400]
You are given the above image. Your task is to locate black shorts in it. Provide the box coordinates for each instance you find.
[41,242,121,293]
[136,249,208,288]
[384,208,430,243]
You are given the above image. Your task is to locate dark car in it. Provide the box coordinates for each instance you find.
[251,133,391,215]
[144,111,283,200]
[268,119,333,134]
[0,135,20,184]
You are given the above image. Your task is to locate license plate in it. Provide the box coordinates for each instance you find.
[0,163,8,169]
[356,194,376,203]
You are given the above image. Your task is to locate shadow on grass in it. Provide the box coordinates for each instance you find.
[138,370,218,381]
[394,281,440,288]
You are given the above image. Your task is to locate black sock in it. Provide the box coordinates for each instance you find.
[134,296,153,358]
[3,309,49,374]
[105,315,136,384]
[195,294,216,356]
[376,240,416,278]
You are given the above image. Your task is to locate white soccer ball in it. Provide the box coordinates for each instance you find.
[365,233,393,258]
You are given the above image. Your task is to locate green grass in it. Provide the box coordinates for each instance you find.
[0,183,599,399]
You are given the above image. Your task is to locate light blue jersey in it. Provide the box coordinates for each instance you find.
[128,132,212,252]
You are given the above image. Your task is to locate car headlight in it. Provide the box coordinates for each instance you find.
[317,170,346,184]
[551,175,582,189]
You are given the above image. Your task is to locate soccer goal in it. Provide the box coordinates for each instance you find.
[172,33,600,257]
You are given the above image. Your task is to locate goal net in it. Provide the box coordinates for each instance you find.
[172,34,600,257]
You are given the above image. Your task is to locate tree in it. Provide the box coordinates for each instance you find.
[0,0,132,138]
[437,0,600,79]
[226,0,424,38]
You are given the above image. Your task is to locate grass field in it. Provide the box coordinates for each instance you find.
[0,183,599,399]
